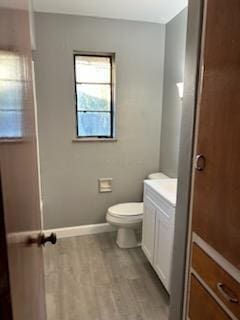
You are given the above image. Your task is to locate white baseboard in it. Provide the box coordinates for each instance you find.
[44,223,116,239]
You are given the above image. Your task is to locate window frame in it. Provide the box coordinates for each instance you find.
[73,52,115,140]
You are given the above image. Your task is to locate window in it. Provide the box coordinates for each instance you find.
[74,53,115,139]
[0,52,23,139]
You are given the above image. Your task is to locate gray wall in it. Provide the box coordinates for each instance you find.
[34,13,165,228]
[160,9,188,178]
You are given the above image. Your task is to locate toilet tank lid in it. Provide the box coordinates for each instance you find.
[108,202,144,217]
[148,172,170,180]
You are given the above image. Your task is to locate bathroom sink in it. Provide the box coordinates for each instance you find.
[144,179,178,206]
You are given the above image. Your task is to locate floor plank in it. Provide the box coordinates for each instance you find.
[44,232,169,320]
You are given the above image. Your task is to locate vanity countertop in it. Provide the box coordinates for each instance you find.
[144,179,178,207]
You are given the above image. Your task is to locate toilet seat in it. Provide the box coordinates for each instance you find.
[107,202,143,218]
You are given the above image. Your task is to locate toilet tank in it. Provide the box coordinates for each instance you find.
[148,172,170,180]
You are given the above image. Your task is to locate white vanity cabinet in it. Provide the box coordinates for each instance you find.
[142,179,177,293]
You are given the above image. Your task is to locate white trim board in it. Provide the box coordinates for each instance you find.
[44,223,116,239]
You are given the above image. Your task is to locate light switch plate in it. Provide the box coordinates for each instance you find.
[98,178,113,193]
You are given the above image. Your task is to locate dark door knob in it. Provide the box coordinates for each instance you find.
[40,232,57,246]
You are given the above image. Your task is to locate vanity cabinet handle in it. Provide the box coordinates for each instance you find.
[217,282,239,304]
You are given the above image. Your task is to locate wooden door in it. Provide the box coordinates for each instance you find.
[142,198,156,264]
[154,209,173,292]
[0,1,46,319]
[0,178,12,319]
[192,0,240,270]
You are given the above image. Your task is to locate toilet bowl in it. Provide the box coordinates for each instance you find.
[106,172,169,249]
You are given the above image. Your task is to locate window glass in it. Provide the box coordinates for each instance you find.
[75,56,111,83]
[77,112,111,137]
[76,84,111,111]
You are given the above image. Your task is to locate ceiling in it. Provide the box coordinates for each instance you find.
[32,0,188,24]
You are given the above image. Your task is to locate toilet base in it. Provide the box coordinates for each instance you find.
[116,228,138,248]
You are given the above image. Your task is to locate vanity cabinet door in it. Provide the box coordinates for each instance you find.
[154,209,173,292]
[142,198,156,264]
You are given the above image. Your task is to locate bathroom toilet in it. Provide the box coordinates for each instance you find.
[106,172,169,248]
[106,202,143,248]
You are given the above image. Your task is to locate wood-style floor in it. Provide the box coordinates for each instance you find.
[44,232,169,320]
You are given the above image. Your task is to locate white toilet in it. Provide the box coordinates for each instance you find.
[106,172,169,248]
